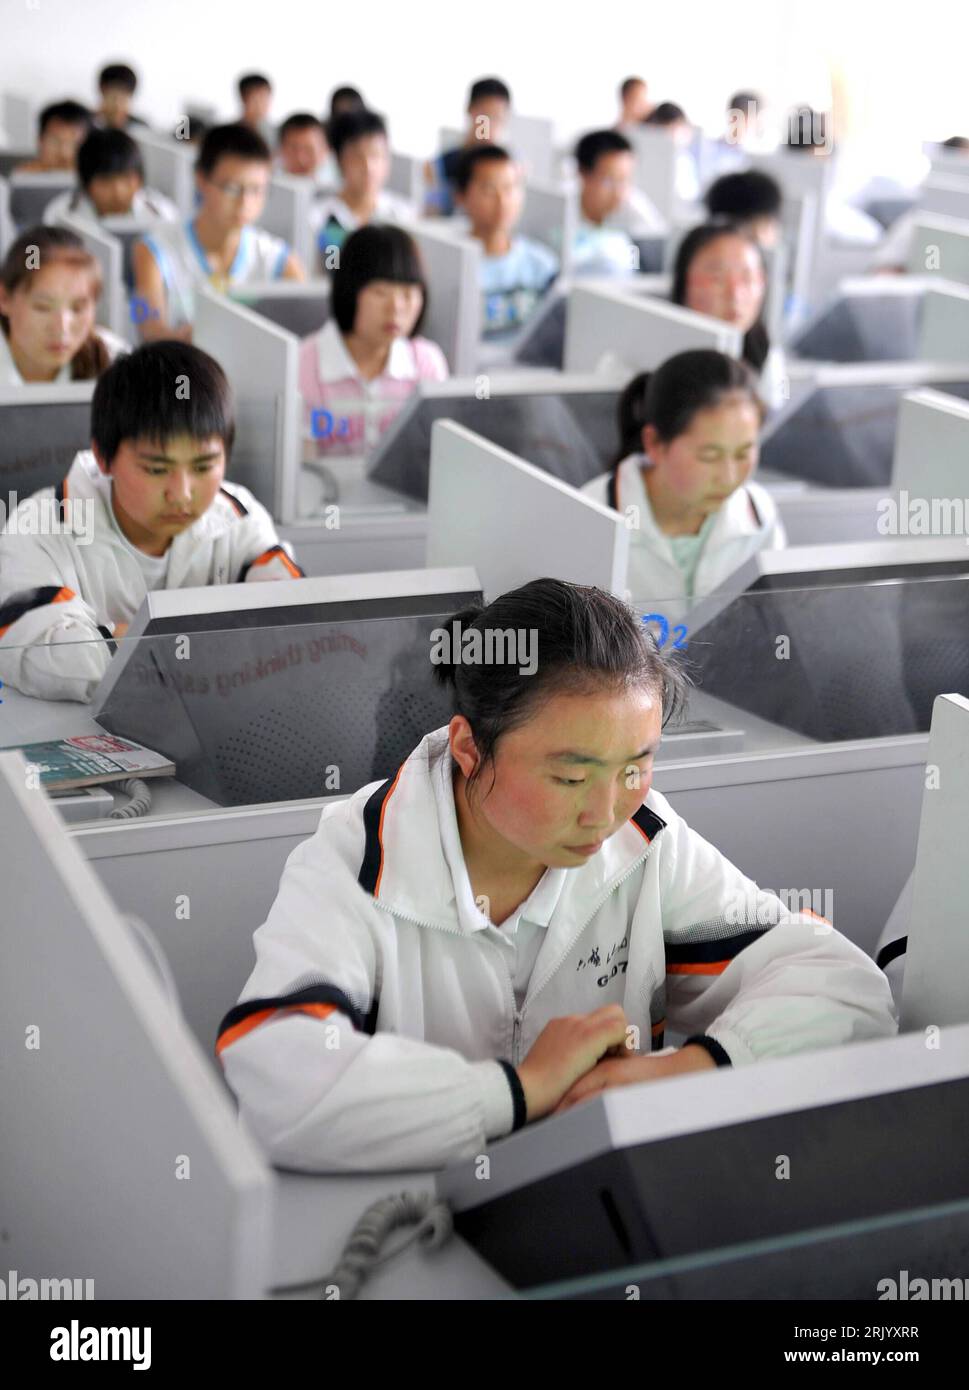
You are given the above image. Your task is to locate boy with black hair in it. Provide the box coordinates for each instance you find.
[573,129,666,275]
[314,110,415,261]
[425,77,513,216]
[131,123,305,340]
[238,72,274,144]
[704,169,783,249]
[18,101,93,173]
[277,112,332,184]
[616,76,652,128]
[96,63,148,131]
[0,341,303,703]
[42,128,179,225]
[454,145,558,340]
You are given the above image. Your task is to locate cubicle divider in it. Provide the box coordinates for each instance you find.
[426,419,629,599]
[193,286,301,520]
[0,382,96,499]
[8,169,74,229]
[908,212,969,285]
[131,128,196,217]
[389,150,425,208]
[404,219,482,376]
[562,282,741,373]
[920,173,969,221]
[229,278,331,337]
[625,125,678,224]
[892,386,969,499]
[0,174,13,259]
[919,280,969,358]
[262,172,316,273]
[519,179,576,277]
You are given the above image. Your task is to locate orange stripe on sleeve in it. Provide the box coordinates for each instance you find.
[667,961,731,976]
[215,1001,336,1057]
[373,763,406,898]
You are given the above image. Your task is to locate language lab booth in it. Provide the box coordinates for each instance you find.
[3,397,969,1299]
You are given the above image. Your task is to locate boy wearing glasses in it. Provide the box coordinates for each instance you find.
[572,130,667,278]
[131,124,305,341]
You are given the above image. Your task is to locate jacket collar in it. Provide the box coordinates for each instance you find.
[357,726,667,936]
[314,318,417,384]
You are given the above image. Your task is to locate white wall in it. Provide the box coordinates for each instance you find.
[1,0,967,157]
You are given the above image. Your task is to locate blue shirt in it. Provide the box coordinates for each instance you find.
[479,236,559,338]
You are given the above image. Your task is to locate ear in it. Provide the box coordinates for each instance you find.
[641,423,662,459]
[448,715,480,782]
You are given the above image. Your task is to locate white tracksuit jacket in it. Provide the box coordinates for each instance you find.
[0,450,304,703]
[217,727,898,1174]
[583,454,787,614]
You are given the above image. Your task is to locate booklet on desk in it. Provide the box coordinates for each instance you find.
[0,733,176,793]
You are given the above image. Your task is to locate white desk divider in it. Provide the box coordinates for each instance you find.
[131,128,196,217]
[51,208,128,339]
[403,218,482,376]
[262,171,316,273]
[427,419,629,600]
[563,283,741,374]
[519,178,576,277]
[908,211,969,285]
[892,387,969,499]
[918,280,969,361]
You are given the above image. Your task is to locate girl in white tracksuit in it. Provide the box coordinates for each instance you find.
[583,350,786,618]
[217,578,897,1174]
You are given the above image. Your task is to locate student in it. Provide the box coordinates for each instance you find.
[572,130,666,276]
[704,170,783,250]
[299,224,448,457]
[424,77,512,217]
[237,72,274,145]
[672,220,787,409]
[276,112,332,185]
[454,145,559,340]
[644,101,700,203]
[0,227,127,383]
[314,111,416,262]
[616,76,652,129]
[131,123,305,340]
[95,63,148,131]
[583,351,785,607]
[42,128,179,225]
[17,101,92,173]
[327,86,367,129]
[783,107,883,246]
[216,575,896,1172]
[0,341,304,703]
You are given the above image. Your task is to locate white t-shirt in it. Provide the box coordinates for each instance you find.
[139,219,292,329]
[432,748,566,1010]
[42,186,180,226]
[0,326,128,385]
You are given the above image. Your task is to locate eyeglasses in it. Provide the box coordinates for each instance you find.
[210,179,266,201]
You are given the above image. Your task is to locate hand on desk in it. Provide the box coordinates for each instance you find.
[550,1044,717,1115]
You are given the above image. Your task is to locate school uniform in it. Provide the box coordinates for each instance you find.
[0,327,129,385]
[582,453,786,610]
[312,190,417,261]
[298,319,448,457]
[0,450,304,703]
[42,186,180,226]
[137,219,292,329]
[215,724,897,1172]
[479,236,559,338]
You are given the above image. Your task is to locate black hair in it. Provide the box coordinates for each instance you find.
[671,221,770,372]
[329,109,388,160]
[620,76,646,100]
[785,106,827,152]
[942,136,969,151]
[0,226,108,380]
[727,90,760,116]
[468,77,511,107]
[644,102,687,126]
[612,349,763,466]
[77,128,144,189]
[331,224,427,335]
[575,129,633,173]
[238,73,272,100]
[453,143,512,193]
[433,578,689,797]
[278,112,326,141]
[99,64,138,94]
[91,342,236,465]
[38,101,92,136]
[705,170,782,222]
[196,123,272,176]
[329,86,366,117]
